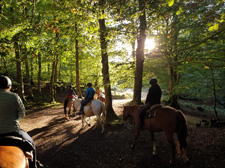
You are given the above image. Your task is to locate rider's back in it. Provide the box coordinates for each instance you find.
[0,90,24,134]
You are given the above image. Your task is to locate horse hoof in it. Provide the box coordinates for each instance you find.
[152,151,157,156]
[66,116,70,121]
[169,159,175,165]
[184,158,190,165]
[130,145,135,150]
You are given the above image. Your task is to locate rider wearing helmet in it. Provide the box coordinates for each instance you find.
[0,75,37,168]
[66,84,76,100]
[139,77,162,129]
[78,83,95,115]
[145,78,162,105]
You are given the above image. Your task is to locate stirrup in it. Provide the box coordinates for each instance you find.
[78,111,84,115]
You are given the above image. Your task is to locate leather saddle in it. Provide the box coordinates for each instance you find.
[0,136,34,157]
[145,104,163,118]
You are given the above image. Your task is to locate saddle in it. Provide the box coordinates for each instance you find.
[145,104,163,118]
[85,101,92,106]
[0,136,34,160]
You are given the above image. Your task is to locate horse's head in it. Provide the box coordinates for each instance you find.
[122,105,130,121]
[73,99,81,111]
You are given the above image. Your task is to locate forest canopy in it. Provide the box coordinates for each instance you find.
[0,0,225,118]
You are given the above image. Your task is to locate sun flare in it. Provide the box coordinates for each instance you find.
[145,38,156,51]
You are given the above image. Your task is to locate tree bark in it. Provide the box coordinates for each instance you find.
[24,42,34,99]
[14,41,25,100]
[75,22,82,98]
[38,52,42,95]
[133,0,146,105]
[99,0,118,122]
[167,9,180,109]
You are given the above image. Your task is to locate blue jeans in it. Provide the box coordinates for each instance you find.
[80,98,93,112]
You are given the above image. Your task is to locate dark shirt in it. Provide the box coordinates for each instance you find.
[145,83,162,105]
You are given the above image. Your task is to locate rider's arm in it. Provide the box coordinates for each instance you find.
[16,94,25,121]
[72,88,76,96]
[84,88,89,99]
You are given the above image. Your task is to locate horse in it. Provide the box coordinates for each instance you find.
[94,93,105,104]
[73,99,106,133]
[0,146,30,168]
[63,96,77,121]
[123,105,189,164]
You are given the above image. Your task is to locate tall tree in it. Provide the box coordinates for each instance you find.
[99,0,118,122]
[133,0,147,104]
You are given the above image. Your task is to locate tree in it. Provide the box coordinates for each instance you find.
[133,0,147,105]
[99,0,118,122]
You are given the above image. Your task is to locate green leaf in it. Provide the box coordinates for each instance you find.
[176,7,183,15]
[208,23,219,31]
[168,0,174,7]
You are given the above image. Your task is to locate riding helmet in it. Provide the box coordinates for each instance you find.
[0,75,12,89]
[149,78,158,85]
[87,83,92,87]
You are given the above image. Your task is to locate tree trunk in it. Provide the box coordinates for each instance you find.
[133,0,146,105]
[50,58,56,102]
[210,67,219,120]
[38,52,42,95]
[167,10,180,109]
[99,0,118,122]
[14,41,25,100]
[75,22,82,98]
[167,64,179,109]
[24,43,34,99]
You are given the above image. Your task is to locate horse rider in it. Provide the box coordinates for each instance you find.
[78,83,95,115]
[0,75,37,168]
[139,77,162,129]
[66,84,76,100]
[95,87,101,97]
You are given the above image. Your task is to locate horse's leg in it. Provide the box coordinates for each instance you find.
[151,132,157,155]
[81,115,84,129]
[165,133,176,164]
[81,115,90,129]
[93,116,99,130]
[84,116,91,127]
[176,139,189,163]
[100,117,105,133]
[131,126,140,149]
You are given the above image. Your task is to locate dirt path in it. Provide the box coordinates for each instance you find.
[20,99,225,168]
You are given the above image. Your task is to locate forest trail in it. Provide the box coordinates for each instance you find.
[20,98,225,168]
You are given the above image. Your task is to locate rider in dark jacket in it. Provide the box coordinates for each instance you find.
[139,78,162,128]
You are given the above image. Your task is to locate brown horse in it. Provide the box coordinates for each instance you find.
[0,146,30,168]
[63,96,77,121]
[123,105,189,164]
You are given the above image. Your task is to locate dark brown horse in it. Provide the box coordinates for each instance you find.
[0,146,30,168]
[123,105,189,164]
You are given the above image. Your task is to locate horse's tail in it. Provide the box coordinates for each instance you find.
[176,110,188,150]
[64,98,69,115]
[101,102,106,121]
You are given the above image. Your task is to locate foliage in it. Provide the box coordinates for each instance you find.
[0,0,225,114]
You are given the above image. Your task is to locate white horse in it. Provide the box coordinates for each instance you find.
[73,99,106,133]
